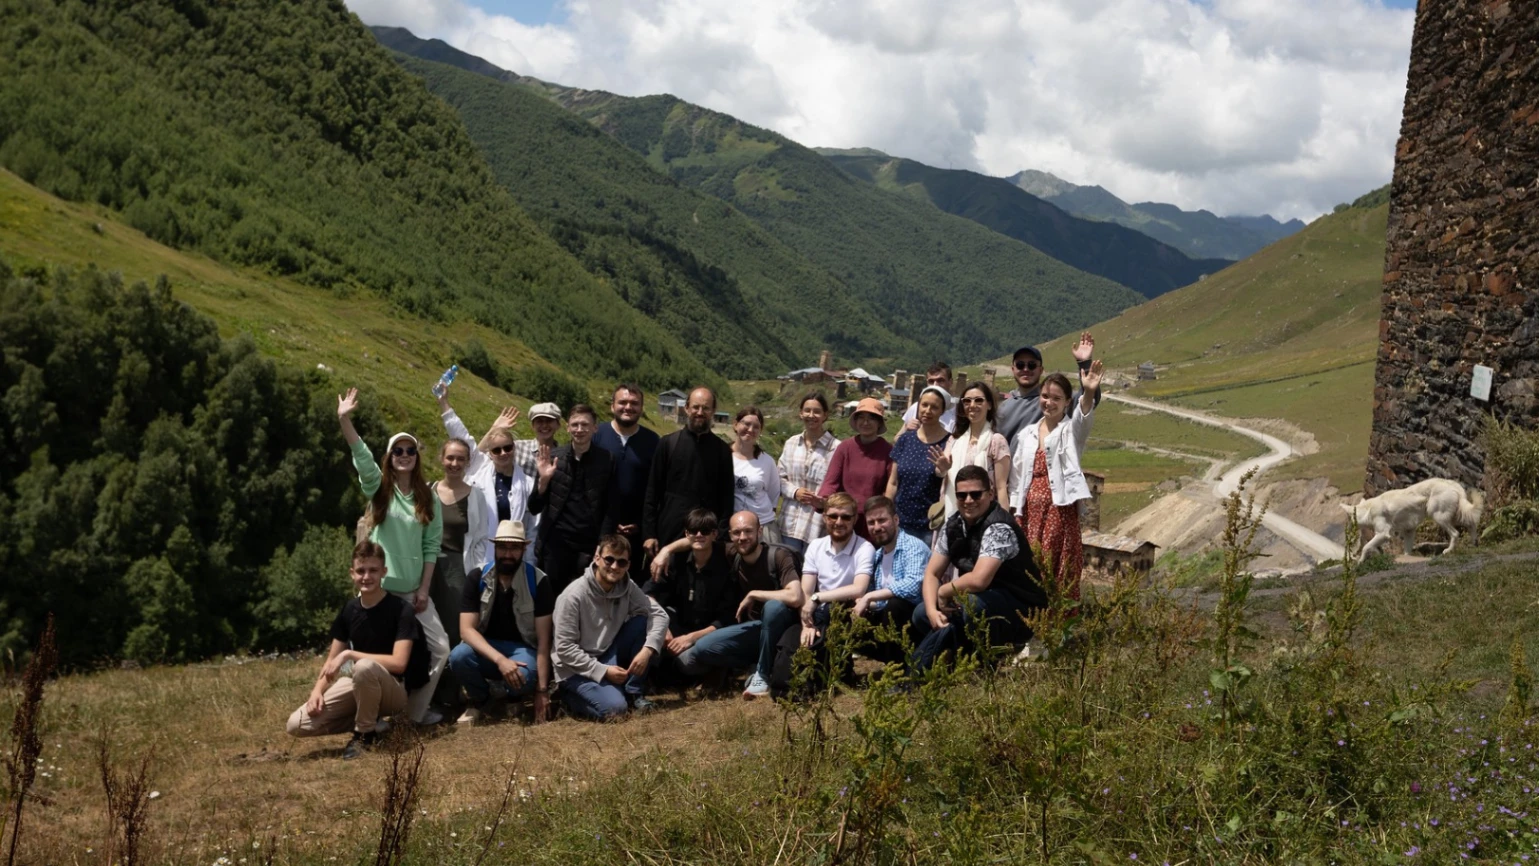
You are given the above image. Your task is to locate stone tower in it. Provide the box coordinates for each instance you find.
[1365,0,1538,495]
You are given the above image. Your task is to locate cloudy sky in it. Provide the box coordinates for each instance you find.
[346,0,1417,222]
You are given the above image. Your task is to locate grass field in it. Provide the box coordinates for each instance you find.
[976,202,1387,494]
[0,169,572,445]
[1080,444,1204,527]
[5,543,1536,865]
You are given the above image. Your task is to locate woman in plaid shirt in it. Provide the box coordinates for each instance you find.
[776,391,840,555]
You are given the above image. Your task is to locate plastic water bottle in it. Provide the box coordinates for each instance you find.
[432,364,459,398]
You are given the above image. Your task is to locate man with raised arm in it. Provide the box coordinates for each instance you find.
[642,387,733,563]
[996,332,1100,446]
[448,520,554,725]
[551,534,669,719]
[529,404,616,593]
[912,465,1047,673]
[287,540,430,759]
[592,383,659,583]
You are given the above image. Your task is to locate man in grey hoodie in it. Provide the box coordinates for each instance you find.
[552,534,669,720]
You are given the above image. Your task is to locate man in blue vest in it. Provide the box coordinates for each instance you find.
[448,520,555,724]
[912,466,1047,673]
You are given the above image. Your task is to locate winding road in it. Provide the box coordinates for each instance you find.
[1105,393,1346,563]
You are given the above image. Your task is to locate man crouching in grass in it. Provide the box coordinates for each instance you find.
[552,534,668,720]
[287,540,430,759]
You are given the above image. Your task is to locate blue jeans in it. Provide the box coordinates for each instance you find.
[558,615,652,721]
[448,639,538,706]
[912,589,1035,675]
[675,620,760,675]
[757,600,801,679]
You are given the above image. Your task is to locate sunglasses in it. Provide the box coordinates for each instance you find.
[956,489,989,502]
[390,446,418,457]
[960,396,988,406]
[489,444,516,456]
[1013,360,1041,371]
[686,528,713,537]
[601,555,630,568]
[826,513,855,522]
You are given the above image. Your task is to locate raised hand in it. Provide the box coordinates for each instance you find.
[536,443,556,482]
[337,388,360,419]
[1082,359,1104,393]
[929,443,952,475]
[1072,332,1095,363]
[495,405,520,431]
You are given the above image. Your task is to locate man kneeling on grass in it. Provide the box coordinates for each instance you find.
[287,540,430,759]
[912,465,1047,674]
[448,520,554,725]
[551,534,669,720]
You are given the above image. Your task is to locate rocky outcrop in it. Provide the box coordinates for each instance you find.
[1367,0,1539,495]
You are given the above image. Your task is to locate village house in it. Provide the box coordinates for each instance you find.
[1080,531,1160,580]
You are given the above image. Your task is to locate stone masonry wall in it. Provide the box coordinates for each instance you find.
[1366,0,1539,495]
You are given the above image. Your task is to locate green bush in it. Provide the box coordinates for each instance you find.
[252,524,355,652]
[505,365,589,411]
[1480,501,1539,544]
[1483,415,1539,506]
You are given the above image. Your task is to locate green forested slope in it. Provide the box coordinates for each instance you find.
[0,0,713,388]
[822,151,1232,297]
[390,53,919,374]
[375,29,1143,364]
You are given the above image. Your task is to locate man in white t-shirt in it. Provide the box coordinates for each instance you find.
[797,492,875,648]
[901,362,957,433]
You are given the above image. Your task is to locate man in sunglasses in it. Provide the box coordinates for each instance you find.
[551,534,668,719]
[641,509,740,692]
[449,520,554,725]
[995,332,1100,445]
[912,466,1047,673]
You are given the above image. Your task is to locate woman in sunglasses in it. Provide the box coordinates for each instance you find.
[435,383,534,574]
[338,387,450,725]
[933,383,1011,522]
[1007,360,1104,602]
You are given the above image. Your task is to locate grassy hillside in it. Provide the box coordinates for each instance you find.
[0,0,716,389]
[1020,200,1389,491]
[387,51,919,375]
[821,151,1231,298]
[1010,170,1305,260]
[0,168,545,442]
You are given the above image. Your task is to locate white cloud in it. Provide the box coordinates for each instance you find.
[346,0,1413,220]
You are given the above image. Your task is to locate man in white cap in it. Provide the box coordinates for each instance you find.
[448,520,555,724]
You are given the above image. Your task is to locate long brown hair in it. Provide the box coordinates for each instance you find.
[371,436,435,527]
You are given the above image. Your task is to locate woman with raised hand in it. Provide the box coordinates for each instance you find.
[1008,361,1103,601]
[934,383,1011,521]
[777,391,839,555]
[436,386,534,569]
[885,385,951,539]
[429,437,485,706]
[731,406,783,543]
[338,387,448,725]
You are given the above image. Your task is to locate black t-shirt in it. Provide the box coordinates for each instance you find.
[459,565,557,646]
[329,594,430,691]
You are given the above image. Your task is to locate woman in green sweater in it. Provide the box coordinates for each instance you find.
[338,388,448,725]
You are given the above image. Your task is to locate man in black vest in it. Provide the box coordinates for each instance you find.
[529,404,617,593]
[912,465,1047,674]
[448,520,555,725]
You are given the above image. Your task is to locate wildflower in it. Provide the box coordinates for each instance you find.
[1404,846,1420,856]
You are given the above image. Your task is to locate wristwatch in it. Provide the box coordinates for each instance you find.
[810,592,821,605]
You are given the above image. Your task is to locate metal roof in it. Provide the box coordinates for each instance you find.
[1080,531,1159,554]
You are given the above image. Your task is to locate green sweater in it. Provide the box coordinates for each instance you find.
[351,439,443,594]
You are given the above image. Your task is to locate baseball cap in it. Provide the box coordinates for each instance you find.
[1011,346,1043,362]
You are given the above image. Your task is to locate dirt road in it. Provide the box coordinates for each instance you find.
[1105,393,1346,563]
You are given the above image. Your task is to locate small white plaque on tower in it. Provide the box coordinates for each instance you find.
[1471,364,1493,402]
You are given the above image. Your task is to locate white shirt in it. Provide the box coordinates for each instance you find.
[733,451,781,526]
[442,408,532,570]
[802,534,876,593]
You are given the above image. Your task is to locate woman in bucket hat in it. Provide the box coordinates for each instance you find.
[818,396,893,539]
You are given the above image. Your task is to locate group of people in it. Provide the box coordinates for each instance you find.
[286,334,1104,758]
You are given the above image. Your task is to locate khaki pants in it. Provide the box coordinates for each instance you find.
[286,659,407,737]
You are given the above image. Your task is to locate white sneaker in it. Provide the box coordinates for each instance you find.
[742,672,770,700]
[455,706,482,725]
[415,708,445,726]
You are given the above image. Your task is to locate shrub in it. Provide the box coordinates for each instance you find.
[251,525,355,652]
[504,365,588,411]
[1482,415,1539,507]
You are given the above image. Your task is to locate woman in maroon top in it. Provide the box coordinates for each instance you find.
[818,397,894,539]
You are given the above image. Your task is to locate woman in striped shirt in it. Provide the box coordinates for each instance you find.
[776,391,839,555]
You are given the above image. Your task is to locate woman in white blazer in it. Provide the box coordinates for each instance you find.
[1009,360,1104,600]
[435,389,532,576]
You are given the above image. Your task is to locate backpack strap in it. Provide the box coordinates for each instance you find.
[524,560,538,599]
